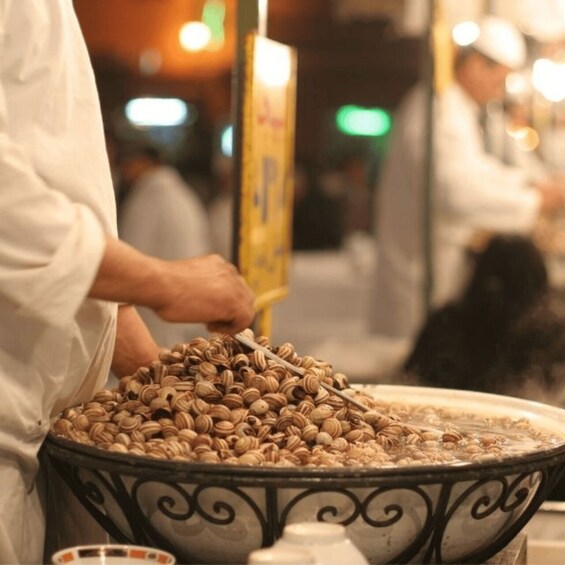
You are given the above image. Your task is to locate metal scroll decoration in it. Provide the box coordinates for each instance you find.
[42,437,565,565]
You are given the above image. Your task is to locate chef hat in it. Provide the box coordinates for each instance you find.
[471,16,527,70]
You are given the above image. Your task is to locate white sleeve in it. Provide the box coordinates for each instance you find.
[434,99,541,233]
[0,85,107,328]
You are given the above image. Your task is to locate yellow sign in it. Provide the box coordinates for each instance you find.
[238,34,297,313]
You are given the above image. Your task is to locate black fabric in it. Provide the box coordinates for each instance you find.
[404,234,565,395]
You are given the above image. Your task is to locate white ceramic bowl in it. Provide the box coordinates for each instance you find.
[273,522,368,565]
[50,544,175,565]
[44,385,565,564]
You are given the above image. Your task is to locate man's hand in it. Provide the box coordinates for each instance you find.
[154,254,256,334]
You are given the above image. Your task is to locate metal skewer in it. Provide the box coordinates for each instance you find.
[234,332,371,413]
[233,332,453,436]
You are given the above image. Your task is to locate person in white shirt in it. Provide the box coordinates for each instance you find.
[0,3,255,563]
[370,16,565,341]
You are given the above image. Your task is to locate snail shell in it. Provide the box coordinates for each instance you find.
[223,393,244,410]
[262,393,287,411]
[275,413,294,431]
[119,416,141,433]
[249,399,270,416]
[213,420,235,438]
[51,418,72,435]
[321,417,342,439]
[241,387,261,406]
[264,374,280,393]
[208,404,232,422]
[229,407,249,425]
[301,373,320,395]
[285,435,302,451]
[345,429,364,443]
[138,384,159,405]
[83,406,109,423]
[232,353,250,370]
[93,389,115,403]
[251,350,268,372]
[189,398,210,416]
[178,428,198,443]
[194,414,214,434]
[159,350,184,364]
[275,343,294,360]
[291,411,309,429]
[443,431,463,443]
[309,405,333,425]
[238,450,265,465]
[199,451,221,464]
[74,414,91,432]
[170,393,191,413]
[139,421,162,440]
[301,424,319,443]
[315,432,333,446]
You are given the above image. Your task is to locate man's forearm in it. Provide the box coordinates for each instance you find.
[88,236,256,334]
[88,236,170,309]
[111,304,161,377]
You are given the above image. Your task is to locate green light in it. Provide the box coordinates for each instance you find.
[336,105,391,136]
[202,0,225,46]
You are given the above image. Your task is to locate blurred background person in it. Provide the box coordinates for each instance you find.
[484,96,551,179]
[118,142,212,347]
[207,154,235,259]
[541,104,565,174]
[320,153,373,236]
[369,16,565,343]
[292,162,345,251]
[402,234,565,405]
[207,158,347,257]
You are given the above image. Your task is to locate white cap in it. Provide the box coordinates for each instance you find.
[472,16,527,70]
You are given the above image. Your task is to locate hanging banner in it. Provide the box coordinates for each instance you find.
[237,33,297,311]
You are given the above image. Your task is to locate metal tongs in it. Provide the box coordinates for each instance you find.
[234,331,372,413]
[233,332,456,437]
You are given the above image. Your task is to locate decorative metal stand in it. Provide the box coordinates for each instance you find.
[43,434,565,564]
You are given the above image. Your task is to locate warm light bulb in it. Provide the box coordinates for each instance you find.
[510,126,540,151]
[506,72,528,97]
[255,41,292,87]
[452,21,480,47]
[125,98,189,127]
[179,21,212,52]
[533,58,565,102]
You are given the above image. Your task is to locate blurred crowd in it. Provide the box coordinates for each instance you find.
[109,138,378,260]
[106,15,565,419]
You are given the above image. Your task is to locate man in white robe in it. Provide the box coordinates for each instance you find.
[0,3,255,562]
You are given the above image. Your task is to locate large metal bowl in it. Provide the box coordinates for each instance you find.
[43,385,565,564]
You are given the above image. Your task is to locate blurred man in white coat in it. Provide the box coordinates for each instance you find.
[0,3,254,563]
[370,16,565,341]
